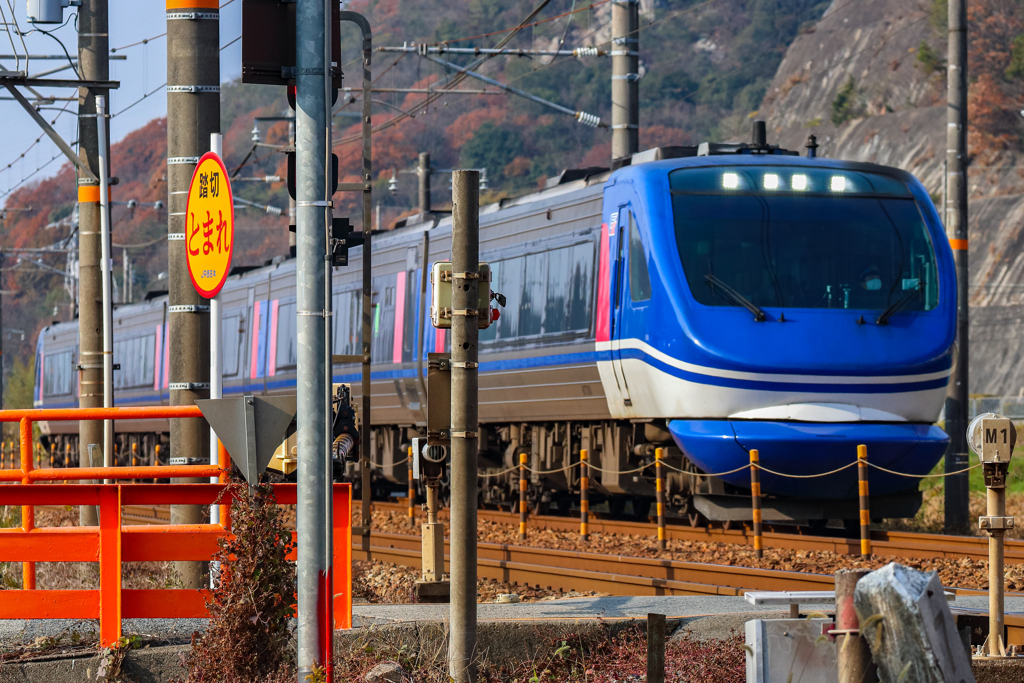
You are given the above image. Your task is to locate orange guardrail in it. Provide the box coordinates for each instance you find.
[0,406,352,648]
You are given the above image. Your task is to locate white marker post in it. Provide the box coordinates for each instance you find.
[209,133,224,492]
[208,133,224,589]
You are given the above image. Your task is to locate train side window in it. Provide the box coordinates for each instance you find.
[333,290,362,356]
[497,256,524,340]
[43,350,72,396]
[568,242,594,330]
[628,211,652,303]
[222,315,241,376]
[371,282,396,362]
[276,302,298,369]
[112,335,155,388]
[521,251,547,336]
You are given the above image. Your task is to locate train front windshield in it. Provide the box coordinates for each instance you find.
[670,166,939,312]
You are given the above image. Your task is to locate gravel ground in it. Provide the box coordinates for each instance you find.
[359,508,1024,592]
[352,559,609,604]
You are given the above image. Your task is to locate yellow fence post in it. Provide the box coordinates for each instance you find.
[655,448,666,550]
[750,449,763,560]
[580,449,589,541]
[519,452,528,542]
[858,445,871,560]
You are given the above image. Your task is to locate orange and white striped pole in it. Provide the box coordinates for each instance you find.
[858,445,871,560]
[750,449,763,559]
[519,452,528,542]
[655,447,666,550]
[580,449,589,541]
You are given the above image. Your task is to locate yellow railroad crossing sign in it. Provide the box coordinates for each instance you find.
[185,152,234,298]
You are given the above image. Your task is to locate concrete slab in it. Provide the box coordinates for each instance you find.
[354,595,783,627]
[352,594,1024,627]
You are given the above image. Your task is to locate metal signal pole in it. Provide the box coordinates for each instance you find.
[166,0,218,586]
[945,0,970,533]
[295,0,330,675]
[611,0,639,166]
[449,170,480,683]
[77,0,109,527]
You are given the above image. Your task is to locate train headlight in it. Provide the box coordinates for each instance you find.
[722,172,739,189]
[763,174,780,190]
[791,174,808,190]
[830,175,847,192]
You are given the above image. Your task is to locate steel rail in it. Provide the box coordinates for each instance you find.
[370,501,1024,565]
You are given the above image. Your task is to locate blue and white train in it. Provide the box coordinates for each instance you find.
[34,132,954,523]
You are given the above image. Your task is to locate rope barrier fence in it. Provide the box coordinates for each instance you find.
[389,443,978,553]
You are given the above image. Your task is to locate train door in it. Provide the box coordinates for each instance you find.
[609,206,633,407]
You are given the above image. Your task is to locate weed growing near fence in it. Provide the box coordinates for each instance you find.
[182,483,296,683]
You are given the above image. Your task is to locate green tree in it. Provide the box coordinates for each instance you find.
[1006,35,1024,80]
[830,75,861,126]
[915,41,945,76]
[459,121,524,184]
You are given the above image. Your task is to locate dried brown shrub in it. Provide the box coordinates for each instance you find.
[181,483,296,682]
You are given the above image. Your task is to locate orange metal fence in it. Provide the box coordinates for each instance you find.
[0,406,352,648]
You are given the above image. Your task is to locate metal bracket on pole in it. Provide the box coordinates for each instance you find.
[5,84,97,182]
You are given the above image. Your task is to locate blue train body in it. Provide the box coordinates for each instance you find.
[34,142,953,518]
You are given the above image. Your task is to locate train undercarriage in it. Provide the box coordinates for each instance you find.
[38,417,922,528]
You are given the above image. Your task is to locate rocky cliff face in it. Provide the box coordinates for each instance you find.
[761,0,1024,397]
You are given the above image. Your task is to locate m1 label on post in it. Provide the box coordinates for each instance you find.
[185,152,234,298]
[967,413,1017,463]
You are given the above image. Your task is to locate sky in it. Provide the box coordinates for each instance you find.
[0,0,244,202]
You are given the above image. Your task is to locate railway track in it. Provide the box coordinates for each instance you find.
[369,501,1024,565]
[40,499,1024,565]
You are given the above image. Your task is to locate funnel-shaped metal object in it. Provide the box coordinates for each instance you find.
[196,394,297,485]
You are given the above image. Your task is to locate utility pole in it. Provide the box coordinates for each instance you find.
[611,0,639,166]
[166,0,218,586]
[295,0,331,676]
[418,152,431,215]
[289,117,297,258]
[449,170,480,683]
[77,0,108,527]
[945,0,970,533]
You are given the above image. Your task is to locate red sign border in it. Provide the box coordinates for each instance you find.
[184,151,235,299]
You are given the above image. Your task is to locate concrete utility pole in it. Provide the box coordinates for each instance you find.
[166,0,218,586]
[418,152,431,215]
[610,0,639,166]
[77,0,108,527]
[944,0,970,533]
[449,170,480,683]
[295,0,331,675]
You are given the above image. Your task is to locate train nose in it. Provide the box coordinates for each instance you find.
[667,419,949,498]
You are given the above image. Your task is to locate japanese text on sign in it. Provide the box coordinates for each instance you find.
[184,153,234,298]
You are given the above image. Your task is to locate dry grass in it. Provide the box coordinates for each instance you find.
[334,622,746,683]
[0,505,180,591]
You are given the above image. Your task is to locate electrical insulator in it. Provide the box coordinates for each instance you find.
[575,111,601,128]
[251,124,260,143]
[573,46,600,58]
[388,171,398,194]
